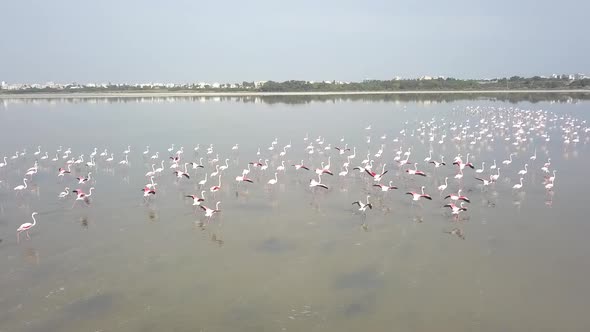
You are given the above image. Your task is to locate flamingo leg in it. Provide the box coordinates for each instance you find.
[26,231,31,240]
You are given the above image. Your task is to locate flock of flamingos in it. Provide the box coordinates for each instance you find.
[2,106,587,243]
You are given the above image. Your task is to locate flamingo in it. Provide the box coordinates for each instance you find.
[352,195,372,212]
[502,153,515,165]
[219,159,230,172]
[186,191,206,205]
[474,176,493,186]
[279,146,288,157]
[25,168,38,177]
[40,151,49,160]
[145,176,157,189]
[310,174,328,190]
[123,145,131,154]
[373,181,398,192]
[545,178,555,191]
[17,212,38,243]
[174,163,190,179]
[369,163,389,180]
[349,147,356,160]
[438,177,448,192]
[512,177,524,190]
[58,187,70,198]
[235,174,254,184]
[0,156,8,168]
[405,186,432,201]
[154,160,165,175]
[549,170,557,183]
[290,160,311,172]
[14,178,28,193]
[490,168,501,182]
[443,202,468,219]
[315,163,334,176]
[198,173,208,187]
[424,150,432,162]
[200,201,221,222]
[210,175,222,192]
[530,148,537,161]
[142,187,156,197]
[475,162,485,174]
[143,145,150,155]
[74,155,84,165]
[249,159,263,168]
[58,165,72,176]
[106,153,114,162]
[335,145,350,155]
[339,165,349,177]
[405,163,426,177]
[518,164,528,176]
[429,156,446,168]
[146,164,156,177]
[276,161,286,172]
[85,157,96,167]
[150,152,159,160]
[168,144,175,153]
[489,159,497,170]
[323,157,332,171]
[444,189,470,203]
[73,187,94,204]
[267,172,278,185]
[190,158,205,170]
[232,144,239,151]
[77,172,92,184]
[260,159,269,171]
[119,155,129,165]
[242,163,252,176]
[541,158,551,173]
[99,149,108,157]
[210,165,220,177]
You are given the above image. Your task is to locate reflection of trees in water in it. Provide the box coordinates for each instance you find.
[2,93,589,107]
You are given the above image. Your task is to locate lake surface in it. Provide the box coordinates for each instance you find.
[1,95,590,332]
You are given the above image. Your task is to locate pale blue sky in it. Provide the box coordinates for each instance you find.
[1,0,588,83]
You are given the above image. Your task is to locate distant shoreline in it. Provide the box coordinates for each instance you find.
[1,89,589,99]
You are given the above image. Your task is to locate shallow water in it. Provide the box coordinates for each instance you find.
[1,96,590,332]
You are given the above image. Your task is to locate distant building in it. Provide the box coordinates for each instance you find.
[0,81,6,89]
[254,81,267,88]
[573,73,586,80]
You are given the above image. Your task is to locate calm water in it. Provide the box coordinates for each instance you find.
[1,95,590,332]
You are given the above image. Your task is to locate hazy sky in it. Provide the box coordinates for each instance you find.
[1,0,588,83]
